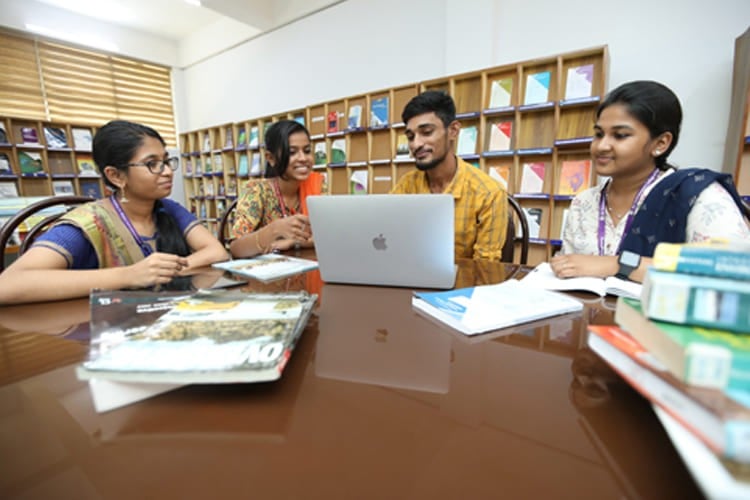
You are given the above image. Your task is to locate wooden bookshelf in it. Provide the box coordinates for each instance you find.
[0,116,106,199]
[725,28,750,201]
[179,46,609,265]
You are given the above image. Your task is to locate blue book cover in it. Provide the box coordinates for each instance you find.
[524,71,551,105]
[80,179,103,199]
[237,154,248,176]
[370,97,389,127]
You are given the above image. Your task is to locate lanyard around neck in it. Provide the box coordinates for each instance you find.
[597,168,660,256]
[110,195,154,257]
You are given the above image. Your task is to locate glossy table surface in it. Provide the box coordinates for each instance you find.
[0,256,703,499]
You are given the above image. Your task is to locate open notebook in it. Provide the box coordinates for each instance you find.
[307,194,456,289]
[315,283,452,393]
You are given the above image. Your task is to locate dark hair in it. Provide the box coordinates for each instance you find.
[93,120,190,257]
[263,120,311,178]
[401,90,456,127]
[596,81,682,171]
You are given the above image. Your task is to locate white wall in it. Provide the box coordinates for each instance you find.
[176,0,750,173]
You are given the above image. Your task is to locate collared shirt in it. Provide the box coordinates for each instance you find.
[391,157,508,260]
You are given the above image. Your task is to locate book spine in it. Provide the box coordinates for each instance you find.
[588,331,750,463]
[653,243,750,280]
[643,269,750,334]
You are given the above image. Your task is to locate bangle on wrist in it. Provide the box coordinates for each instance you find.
[254,231,267,254]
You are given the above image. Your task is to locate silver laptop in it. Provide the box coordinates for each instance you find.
[314,283,451,393]
[307,194,455,289]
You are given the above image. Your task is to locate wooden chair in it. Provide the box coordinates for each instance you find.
[217,198,238,249]
[502,194,529,265]
[0,195,94,273]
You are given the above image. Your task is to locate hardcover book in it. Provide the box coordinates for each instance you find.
[20,126,40,145]
[212,254,319,282]
[521,262,643,299]
[488,121,512,151]
[456,125,478,155]
[519,162,546,193]
[249,152,261,176]
[236,126,247,148]
[412,279,583,336]
[52,179,75,196]
[0,181,19,198]
[564,64,594,100]
[18,151,44,176]
[488,77,513,108]
[653,240,750,280]
[0,153,12,175]
[327,111,339,133]
[224,127,233,149]
[642,268,750,334]
[314,142,327,166]
[615,297,750,399]
[394,134,410,160]
[76,289,317,411]
[489,165,512,191]
[588,324,750,464]
[370,97,389,127]
[80,179,103,199]
[248,126,259,148]
[202,132,210,152]
[44,126,68,148]
[0,122,7,143]
[523,71,551,105]
[77,156,99,177]
[350,170,368,194]
[557,160,591,195]
[72,128,93,151]
[347,105,363,129]
[520,207,543,238]
[330,139,346,163]
[237,154,249,176]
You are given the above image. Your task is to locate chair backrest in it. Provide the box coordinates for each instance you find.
[0,195,94,273]
[217,198,238,249]
[501,194,529,265]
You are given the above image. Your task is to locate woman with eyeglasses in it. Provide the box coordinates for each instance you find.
[0,120,228,304]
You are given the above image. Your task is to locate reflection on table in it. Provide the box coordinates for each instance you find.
[0,255,701,499]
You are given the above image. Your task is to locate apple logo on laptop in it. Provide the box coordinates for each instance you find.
[372,233,387,250]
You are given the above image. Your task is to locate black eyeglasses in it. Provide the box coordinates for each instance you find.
[123,156,179,174]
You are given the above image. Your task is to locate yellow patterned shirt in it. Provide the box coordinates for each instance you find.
[391,157,508,260]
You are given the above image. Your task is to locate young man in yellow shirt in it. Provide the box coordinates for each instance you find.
[391,91,508,260]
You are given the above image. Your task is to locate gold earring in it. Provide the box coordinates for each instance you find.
[120,185,129,203]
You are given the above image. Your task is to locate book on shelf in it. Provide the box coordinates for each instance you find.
[557,160,591,195]
[558,208,570,239]
[519,206,544,239]
[330,139,346,163]
[587,324,750,464]
[76,156,98,177]
[236,126,247,148]
[202,132,210,151]
[488,121,512,151]
[44,126,68,148]
[212,254,319,282]
[412,279,583,336]
[17,151,44,175]
[213,155,223,174]
[0,153,12,175]
[79,178,102,199]
[20,126,40,145]
[237,154,249,176]
[350,170,368,194]
[249,152,262,176]
[653,240,750,280]
[52,179,75,196]
[523,71,551,105]
[248,126,259,148]
[489,164,511,191]
[204,156,213,174]
[519,162,546,193]
[224,127,233,149]
[347,105,363,129]
[456,125,478,155]
[394,134,410,160]
[370,97,389,127]
[327,111,339,133]
[615,297,750,401]
[72,128,93,151]
[564,64,594,100]
[521,262,643,299]
[293,115,305,127]
[642,268,750,334]
[0,181,19,198]
[314,142,327,166]
[76,289,317,412]
[488,77,513,108]
[0,122,7,143]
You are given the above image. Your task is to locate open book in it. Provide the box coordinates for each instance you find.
[77,289,317,412]
[412,279,583,336]
[520,262,642,299]
[212,254,318,282]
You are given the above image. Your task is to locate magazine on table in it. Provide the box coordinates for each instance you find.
[212,253,319,282]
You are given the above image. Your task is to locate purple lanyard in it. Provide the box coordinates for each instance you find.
[110,195,154,257]
[597,169,660,256]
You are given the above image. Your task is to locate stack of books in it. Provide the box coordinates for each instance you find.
[587,240,750,497]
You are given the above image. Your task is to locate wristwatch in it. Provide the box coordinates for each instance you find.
[616,250,641,280]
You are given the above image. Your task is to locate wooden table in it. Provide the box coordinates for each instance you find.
[0,258,702,499]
